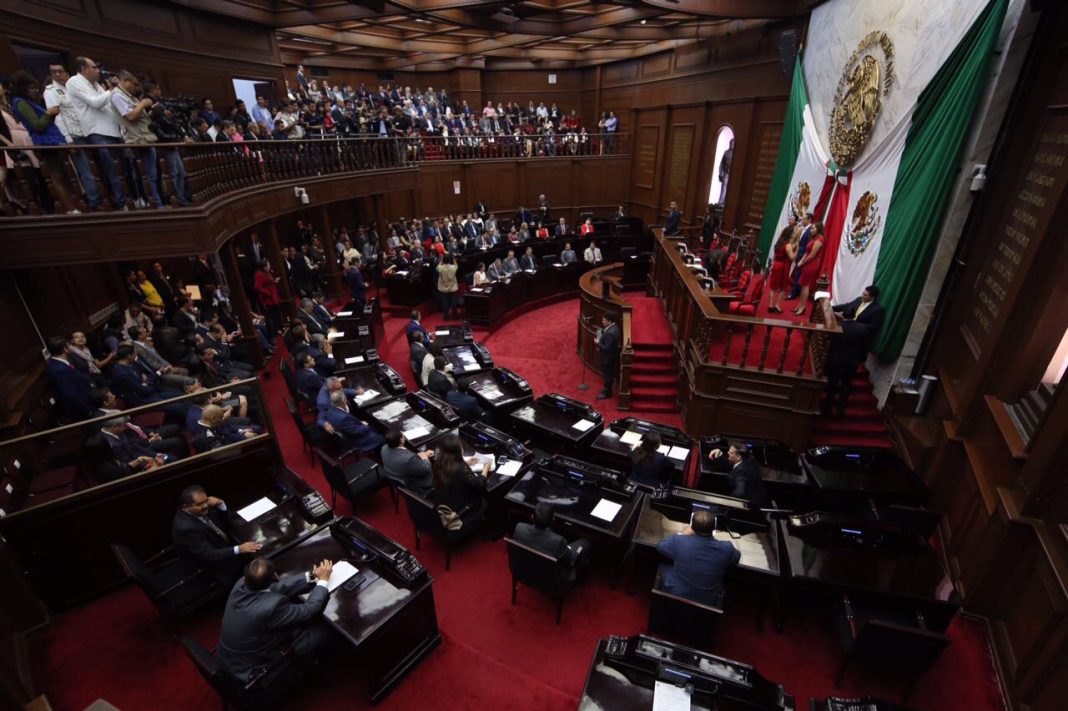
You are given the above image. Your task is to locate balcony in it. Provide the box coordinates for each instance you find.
[0,133,630,269]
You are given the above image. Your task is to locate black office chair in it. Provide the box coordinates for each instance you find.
[279,359,299,401]
[283,397,330,464]
[111,543,223,629]
[504,537,575,625]
[399,487,481,571]
[647,573,723,652]
[378,462,406,514]
[833,593,951,702]
[313,446,384,510]
[180,636,304,711]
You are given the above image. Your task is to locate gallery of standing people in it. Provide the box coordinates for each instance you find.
[1,0,1067,709]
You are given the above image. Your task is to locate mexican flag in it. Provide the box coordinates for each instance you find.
[758,0,1007,360]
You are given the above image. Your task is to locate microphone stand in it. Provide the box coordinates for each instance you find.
[578,315,591,391]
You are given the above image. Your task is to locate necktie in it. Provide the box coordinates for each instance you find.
[127,423,148,439]
[201,515,229,542]
[855,301,870,319]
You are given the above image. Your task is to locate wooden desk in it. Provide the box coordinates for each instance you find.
[698,436,811,508]
[364,393,457,449]
[270,521,441,701]
[591,417,693,485]
[801,447,929,505]
[464,262,583,327]
[441,343,494,376]
[465,368,534,420]
[509,395,604,450]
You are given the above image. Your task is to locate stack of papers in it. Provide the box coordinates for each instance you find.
[590,499,622,523]
[327,331,345,339]
[325,561,359,593]
[353,389,380,405]
[237,497,277,522]
[403,425,430,441]
[496,460,522,477]
[435,329,451,336]
[572,419,596,432]
[619,430,643,447]
[479,387,504,401]
[344,355,365,365]
[336,310,353,317]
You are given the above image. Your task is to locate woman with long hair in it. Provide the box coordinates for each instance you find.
[793,220,825,316]
[767,215,799,314]
[432,434,488,525]
[630,431,674,489]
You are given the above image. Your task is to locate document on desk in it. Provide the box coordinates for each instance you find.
[667,446,690,461]
[653,680,692,711]
[395,270,409,276]
[497,460,522,478]
[435,329,451,336]
[327,331,345,339]
[657,444,671,456]
[469,288,484,293]
[465,363,482,372]
[619,430,643,447]
[344,355,365,365]
[336,311,353,317]
[467,452,496,472]
[590,499,623,523]
[572,418,596,432]
[237,497,277,522]
[479,386,504,401]
[325,561,359,593]
[354,389,380,405]
[403,425,430,441]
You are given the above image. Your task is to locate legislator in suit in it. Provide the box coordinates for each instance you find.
[656,510,740,607]
[319,393,385,454]
[595,313,621,400]
[664,202,682,236]
[45,340,92,421]
[708,442,768,509]
[380,431,434,495]
[172,485,260,585]
[513,502,591,581]
[217,558,334,684]
[826,286,886,415]
[296,362,324,403]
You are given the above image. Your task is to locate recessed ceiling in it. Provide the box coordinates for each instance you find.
[171,0,809,70]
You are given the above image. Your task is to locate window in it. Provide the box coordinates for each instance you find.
[707,126,735,207]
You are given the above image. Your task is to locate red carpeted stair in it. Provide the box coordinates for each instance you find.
[809,368,895,449]
[629,343,679,413]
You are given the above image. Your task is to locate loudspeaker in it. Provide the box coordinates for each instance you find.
[779,30,799,79]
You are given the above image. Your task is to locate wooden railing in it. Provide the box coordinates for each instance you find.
[0,132,629,217]
[649,230,840,446]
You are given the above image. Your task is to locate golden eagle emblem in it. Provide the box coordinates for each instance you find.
[846,190,882,256]
[830,32,895,167]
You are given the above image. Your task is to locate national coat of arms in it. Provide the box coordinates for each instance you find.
[829,31,895,167]
[846,190,882,255]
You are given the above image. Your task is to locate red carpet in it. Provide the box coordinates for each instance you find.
[33,296,1003,711]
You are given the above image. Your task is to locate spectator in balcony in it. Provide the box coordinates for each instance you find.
[192,117,213,143]
[251,95,273,132]
[111,71,165,209]
[7,71,80,214]
[42,63,101,210]
[66,57,127,209]
[200,99,220,127]
[67,331,112,384]
[275,101,303,139]
[127,325,197,389]
[214,120,237,142]
[142,81,191,207]
[603,111,618,154]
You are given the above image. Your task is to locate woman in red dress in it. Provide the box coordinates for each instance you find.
[792,220,825,316]
[580,217,595,236]
[766,215,798,313]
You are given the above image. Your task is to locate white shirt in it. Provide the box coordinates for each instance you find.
[65,73,121,138]
[42,82,81,141]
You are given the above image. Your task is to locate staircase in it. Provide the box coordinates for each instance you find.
[808,368,895,449]
[628,343,680,413]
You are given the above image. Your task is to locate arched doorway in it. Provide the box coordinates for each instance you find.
[707,126,735,208]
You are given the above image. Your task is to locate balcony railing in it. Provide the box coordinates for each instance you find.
[0,132,629,217]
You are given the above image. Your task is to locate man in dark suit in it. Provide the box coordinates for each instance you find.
[406,310,432,346]
[707,441,768,509]
[99,416,167,477]
[172,297,199,336]
[445,379,488,422]
[826,285,886,416]
[595,313,621,401]
[110,346,188,425]
[318,390,385,454]
[515,205,534,227]
[342,260,366,307]
[172,484,262,586]
[664,200,682,236]
[513,502,591,581]
[45,336,92,421]
[296,354,324,404]
[217,557,334,684]
[655,509,740,607]
[426,356,455,399]
[519,246,538,272]
[474,200,488,219]
[190,404,259,451]
[380,427,434,495]
[297,298,329,335]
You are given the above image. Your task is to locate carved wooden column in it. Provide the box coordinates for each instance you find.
[317,205,343,299]
[265,218,297,319]
[223,240,265,365]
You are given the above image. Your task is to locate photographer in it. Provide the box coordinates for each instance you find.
[144,81,191,207]
[110,70,164,209]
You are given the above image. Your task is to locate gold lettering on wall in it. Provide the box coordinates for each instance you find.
[965,117,1068,341]
[747,124,783,225]
[635,125,659,189]
[668,126,694,200]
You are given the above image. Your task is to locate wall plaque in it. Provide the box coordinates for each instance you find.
[668,125,695,201]
[635,125,659,189]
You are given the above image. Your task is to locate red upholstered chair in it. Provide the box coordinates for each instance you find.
[728,273,766,316]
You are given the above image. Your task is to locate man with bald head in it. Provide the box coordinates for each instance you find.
[191,404,258,451]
